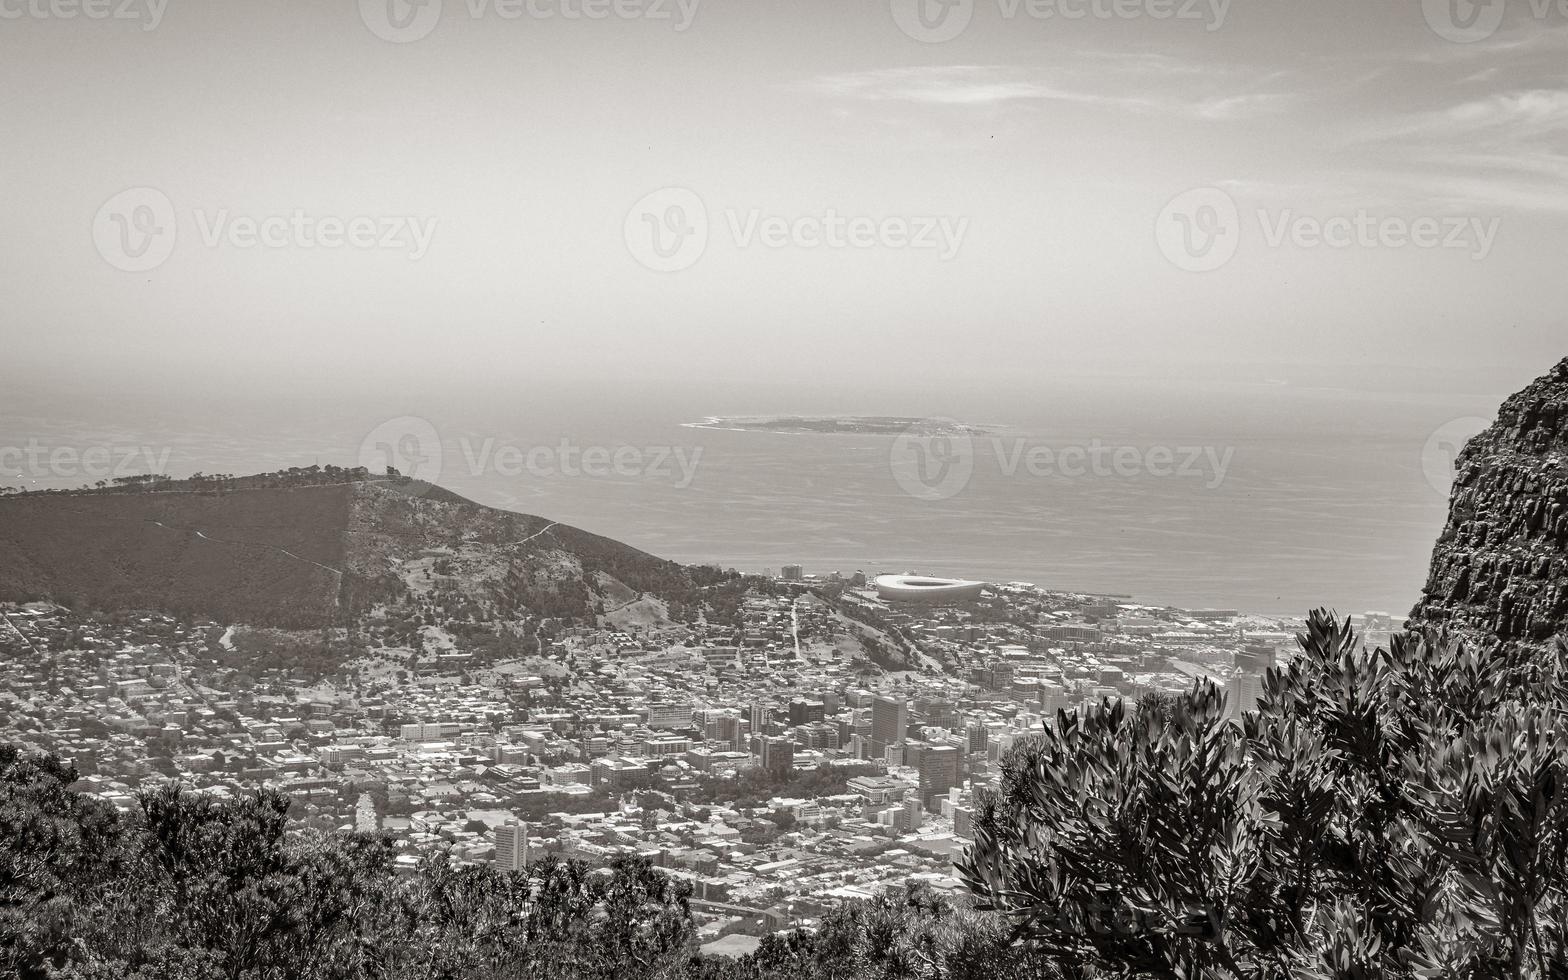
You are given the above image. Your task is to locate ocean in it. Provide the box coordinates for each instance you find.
[0,370,1512,620]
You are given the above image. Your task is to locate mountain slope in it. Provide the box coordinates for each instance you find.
[0,470,729,629]
[1409,356,1568,646]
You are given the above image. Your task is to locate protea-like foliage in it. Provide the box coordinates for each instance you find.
[959,610,1568,980]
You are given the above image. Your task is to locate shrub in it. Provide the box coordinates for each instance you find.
[959,611,1568,979]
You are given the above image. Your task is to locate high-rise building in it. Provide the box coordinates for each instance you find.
[748,701,771,736]
[494,819,530,872]
[781,564,804,581]
[1229,643,1277,719]
[871,695,909,756]
[965,722,989,754]
[835,718,854,746]
[1039,681,1072,717]
[709,713,744,750]
[916,698,958,730]
[796,721,840,750]
[988,732,1015,764]
[760,736,795,776]
[953,803,974,839]
[915,743,959,807]
[788,699,825,726]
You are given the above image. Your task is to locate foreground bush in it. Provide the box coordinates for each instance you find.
[959,611,1568,979]
[0,754,697,980]
[692,885,1062,980]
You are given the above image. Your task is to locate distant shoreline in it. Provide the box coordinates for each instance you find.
[682,415,993,437]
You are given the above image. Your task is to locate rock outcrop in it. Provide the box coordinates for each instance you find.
[1409,356,1568,646]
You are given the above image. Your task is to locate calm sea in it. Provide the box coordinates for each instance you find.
[0,372,1513,620]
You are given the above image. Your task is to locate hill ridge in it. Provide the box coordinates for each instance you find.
[0,469,727,631]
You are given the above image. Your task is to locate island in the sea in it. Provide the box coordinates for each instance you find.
[685,415,991,436]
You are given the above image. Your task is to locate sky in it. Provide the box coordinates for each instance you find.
[0,0,1564,402]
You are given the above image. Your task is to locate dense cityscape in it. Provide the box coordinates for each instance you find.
[0,566,1398,957]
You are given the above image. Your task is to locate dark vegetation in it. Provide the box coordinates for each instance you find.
[962,611,1568,979]
[0,468,749,637]
[0,482,354,627]
[0,749,695,979]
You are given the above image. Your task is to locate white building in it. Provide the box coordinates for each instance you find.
[494,819,530,872]
[401,721,462,741]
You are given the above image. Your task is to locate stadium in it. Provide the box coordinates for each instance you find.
[874,574,987,604]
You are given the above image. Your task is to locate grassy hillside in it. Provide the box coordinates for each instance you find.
[0,470,735,630]
[0,483,353,627]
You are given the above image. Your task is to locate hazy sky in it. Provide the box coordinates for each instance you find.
[1,0,1564,400]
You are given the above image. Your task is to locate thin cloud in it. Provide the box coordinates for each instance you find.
[801,65,1299,121]
[1398,18,1568,64]
[1391,89,1568,139]
[1192,92,1298,121]
[1387,171,1568,214]
[1341,84,1568,213]
[799,32,1568,218]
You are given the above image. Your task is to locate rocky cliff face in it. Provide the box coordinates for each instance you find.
[1409,357,1568,647]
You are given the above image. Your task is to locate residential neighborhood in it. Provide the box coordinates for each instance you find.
[0,574,1354,944]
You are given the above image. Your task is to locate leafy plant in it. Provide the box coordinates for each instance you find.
[959,611,1568,980]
